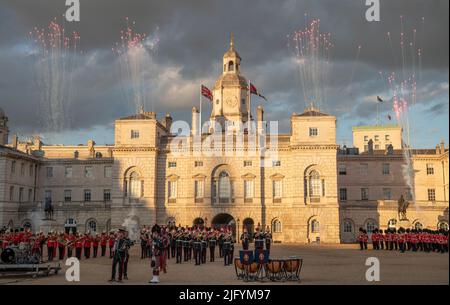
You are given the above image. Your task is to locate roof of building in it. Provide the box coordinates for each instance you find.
[294,108,330,117]
[352,124,401,131]
[118,112,156,120]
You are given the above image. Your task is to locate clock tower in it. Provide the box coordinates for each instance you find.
[210,33,250,133]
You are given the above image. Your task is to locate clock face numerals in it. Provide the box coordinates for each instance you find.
[226,97,238,107]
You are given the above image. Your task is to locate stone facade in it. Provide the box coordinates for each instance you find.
[0,38,448,243]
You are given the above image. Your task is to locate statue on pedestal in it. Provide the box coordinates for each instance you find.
[397,195,410,221]
[44,197,54,220]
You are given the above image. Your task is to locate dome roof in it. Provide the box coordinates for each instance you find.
[213,73,248,90]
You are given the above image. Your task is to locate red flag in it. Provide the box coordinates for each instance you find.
[201,85,213,101]
[249,83,267,101]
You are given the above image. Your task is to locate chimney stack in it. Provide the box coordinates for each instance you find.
[257,106,264,134]
[191,107,199,136]
[12,134,18,149]
[163,113,173,132]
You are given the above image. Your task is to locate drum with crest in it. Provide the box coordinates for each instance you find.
[266,258,286,281]
[283,256,303,281]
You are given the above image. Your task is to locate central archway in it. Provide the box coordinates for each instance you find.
[212,213,236,237]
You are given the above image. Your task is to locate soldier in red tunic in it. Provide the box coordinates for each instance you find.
[67,232,75,258]
[47,232,55,261]
[58,233,66,260]
[92,234,100,258]
[83,233,92,259]
[75,234,83,260]
[100,232,108,257]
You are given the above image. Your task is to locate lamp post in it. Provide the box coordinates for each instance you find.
[237,218,240,239]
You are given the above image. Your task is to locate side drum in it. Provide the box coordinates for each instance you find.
[1,247,16,264]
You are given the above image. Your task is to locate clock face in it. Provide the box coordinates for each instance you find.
[226,97,238,107]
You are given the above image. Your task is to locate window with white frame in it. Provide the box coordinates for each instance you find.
[104,166,112,178]
[218,171,231,202]
[129,172,141,198]
[366,220,376,233]
[427,188,436,201]
[84,166,93,178]
[11,161,16,174]
[84,189,91,202]
[343,220,353,233]
[87,219,97,233]
[339,188,347,201]
[338,163,347,175]
[65,166,72,178]
[309,170,321,197]
[243,160,252,167]
[9,186,14,201]
[272,180,282,199]
[361,188,369,200]
[20,163,25,176]
[103,189,111,202]
[382,163,390,175]
[64,190,72,202]
[46,167,53,178]
[382,188,392,200]
[272,219,282,233]
[131,130,140,139]
[426,164,434,175]
[168,180,177,199]
[360,163,368,176]
[311,220,320,233]
[244,180,254,199]
[168,162,177,168]
[195,180,204,199]
[309,127,318,136]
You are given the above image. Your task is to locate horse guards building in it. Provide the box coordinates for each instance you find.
[0,37,448,243]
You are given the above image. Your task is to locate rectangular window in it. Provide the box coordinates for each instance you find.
[385,135,390,141]
[364,145,369,152]
[131,130,140,139]
[9,186,14,201]
[168,181,177,199]
[309,127,318,136]
[272,160,281,167]
[360,163,368,176]
[338,163,347,175]
[28,189,33,202]
[243,161,252,167]
[364,136,368,142]
[84,189,91,202]
[339,188,347,201]
[361,188,369,201]
[65,166,73,178]
[64,190,72,202]
[375,144,380,150]
[382,163,390,175]
[103,189,111,202]
[194,161,203,167]
[273,180,282,199]
[84,166,93,178]
[427,189,436,201]
[426,164,434,175]
[194,180,204,199]
[168,162,177,168]
[383,188,391,200]
[29,164,34,177]
[20,163,25,176]
[104,166,112,178]
[19,187,23,203]
[374,135,379,142]
[11,161,16,174]
[244,180,254,199]
[44,190,52,202]
[46,167,53,178]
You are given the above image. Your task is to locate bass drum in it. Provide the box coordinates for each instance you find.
[1,247,16,264]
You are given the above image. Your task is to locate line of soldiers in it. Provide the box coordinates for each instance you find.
[240,226,273,254]
[357,227,449,253]
[0,227,118,262]
[141,225,236,267]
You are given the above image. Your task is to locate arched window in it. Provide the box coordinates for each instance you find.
[272,219,282,233]
[86,219,97,233]
[343,220,353,233]
[219,171,231,203]
[105,219,111,233]
[228,61,234,71]
[438,221,449,231]
[387,219,397,229]
[129,172,141,198]
[309,170,321,197]
[414,222,423,230]
[311,220,320,233]
[365,219,377,233]
[22,221,32,230]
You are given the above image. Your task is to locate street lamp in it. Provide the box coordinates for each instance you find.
[237,218,240,239]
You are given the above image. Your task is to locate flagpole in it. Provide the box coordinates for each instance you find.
[248,81,251,134]
[199,85,202,135]
[376,102,379,126]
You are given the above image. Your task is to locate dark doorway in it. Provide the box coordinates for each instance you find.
[211,213,236,238]
[193,217,205,229]
[243,218,255,240]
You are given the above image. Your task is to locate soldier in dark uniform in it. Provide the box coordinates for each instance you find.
[223,232,234,266]
[170,229,176,259]
[208,229,217,262]
[264,226,272,254]
[122,230,133,280]
[201,231,208,264]
[218,229,225,258]
[193,232,202,266]
[109,229,126,283]
[175,229,183,264]
[240,229,250,250]
[183,230,190,262]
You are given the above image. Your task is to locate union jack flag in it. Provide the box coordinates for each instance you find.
[249,83,267,101]
[201,85,213,101]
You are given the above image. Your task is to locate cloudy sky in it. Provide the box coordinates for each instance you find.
[0,0,448,148]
